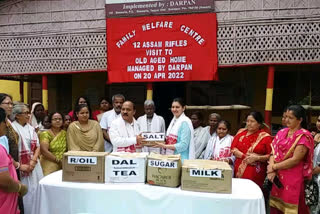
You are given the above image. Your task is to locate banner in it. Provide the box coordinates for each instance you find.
[106,13,218,83]
[105,0,214,17]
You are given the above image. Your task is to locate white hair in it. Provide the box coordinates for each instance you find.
[10,102,28,121]
[112,94,125,103]
[144,100,155,107]
[209,113,221,121]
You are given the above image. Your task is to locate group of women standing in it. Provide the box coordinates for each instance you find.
[0,94,108,214]
[190,104,319,214]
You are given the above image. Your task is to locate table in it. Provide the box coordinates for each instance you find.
[34,170,265,214]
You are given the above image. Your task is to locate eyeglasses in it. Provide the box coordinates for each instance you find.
[1,102,13,106]
[19,112,31,115]
[52,118,62,121]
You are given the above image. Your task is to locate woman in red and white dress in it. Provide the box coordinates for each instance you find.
[203,120,234,164]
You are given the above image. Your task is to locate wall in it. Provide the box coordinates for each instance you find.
[71,72,107,111]
[0,80,28,102]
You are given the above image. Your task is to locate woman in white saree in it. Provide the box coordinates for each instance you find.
[203,120,234,165]
[11,103,43,214]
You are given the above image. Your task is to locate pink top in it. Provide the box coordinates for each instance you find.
[68,110,75,121]
[0,145,19,214]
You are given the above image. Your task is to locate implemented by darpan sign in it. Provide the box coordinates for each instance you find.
[190,169,222,178]
[67,156,97,165]
[105,0,214,17]
[148,160,178,168]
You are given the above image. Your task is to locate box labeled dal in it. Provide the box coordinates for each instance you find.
[63,151,109,183]
[141,132,165,147]
[105,152,148,183]
[147,153,181,187]
[181,160,232,193]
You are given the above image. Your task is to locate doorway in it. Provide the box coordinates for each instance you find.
[153,82,185,127]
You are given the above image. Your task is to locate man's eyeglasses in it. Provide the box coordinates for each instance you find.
[1,102,13,106]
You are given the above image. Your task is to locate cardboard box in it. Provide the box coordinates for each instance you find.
[62,151,109,183]
[181,160,232,193]
[141,132,165,147]
[147,153,181,187]
[105,152,148,183]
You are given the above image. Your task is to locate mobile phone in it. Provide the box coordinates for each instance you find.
[273,176,283,189]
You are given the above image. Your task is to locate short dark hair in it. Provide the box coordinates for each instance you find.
[172,97,186,107]
[99,97,110,104]
[123,101,135,110]
[287,105,307,129]
[0,108,6,123]
[191,111,203,122]
[48,112,65,125]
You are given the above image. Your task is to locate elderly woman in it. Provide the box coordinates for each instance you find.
[190,111,210,159]
[154,98,194,162]
[268,105,314,214]
[67,104,104,152]
[231,111,272,189]
[0,107,28,214]
[203,120,234,164]
[29,102,46,132]
[40,112,67,176]
[92,98,110,122]
[206,113,221,137]
[11,103,43,214]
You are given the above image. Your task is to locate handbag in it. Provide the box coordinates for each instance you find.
[305,176,319,207]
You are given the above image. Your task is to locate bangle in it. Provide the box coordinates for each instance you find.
[17,183,21,193]
[241,153,246,159]
[15,162,20,170]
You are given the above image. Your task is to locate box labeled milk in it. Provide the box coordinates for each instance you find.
[181,160,232,193]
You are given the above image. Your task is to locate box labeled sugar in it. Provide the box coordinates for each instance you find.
[62,151,109,183]
[147,153,181,187]
[105,152,148,183]
[181,160,232,193]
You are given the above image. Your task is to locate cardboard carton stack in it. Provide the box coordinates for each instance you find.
[181,160,232,193]
[147,153,181,187]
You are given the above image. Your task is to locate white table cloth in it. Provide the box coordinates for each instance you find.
[34,170,265,214]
